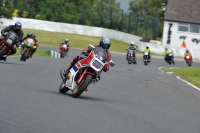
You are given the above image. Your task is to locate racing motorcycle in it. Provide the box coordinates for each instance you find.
[60,44,68,58]
[59,45,115,98]
[127,49,137,64]
[166,52,175,65]
[143,51,149,65]
[0,31,19,61]
[185,54,192,66]
[20,38,36,62]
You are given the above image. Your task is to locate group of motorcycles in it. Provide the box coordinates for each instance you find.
[126,49,151,66]
[126,50,193,66]
[0,31,37,62]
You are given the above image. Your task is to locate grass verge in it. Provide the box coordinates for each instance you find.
[22,28,140,54]
[164,67,200,88]
[13,48,50,57]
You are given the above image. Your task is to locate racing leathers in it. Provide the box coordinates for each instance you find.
[0,25,24,56]
[126,46,137,60]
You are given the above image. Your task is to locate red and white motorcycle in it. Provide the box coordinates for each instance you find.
[59,45,115,98]
[59,44,69,58]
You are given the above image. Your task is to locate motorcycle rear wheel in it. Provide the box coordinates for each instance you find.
[72,74,92,98]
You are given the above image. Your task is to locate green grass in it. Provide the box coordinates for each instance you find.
[22,28,136,53]
[164,67,200,88]
[13,48,50,56]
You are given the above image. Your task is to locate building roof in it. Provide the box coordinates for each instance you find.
[165,0,200,24]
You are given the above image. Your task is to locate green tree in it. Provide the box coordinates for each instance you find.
[0,0,13,18]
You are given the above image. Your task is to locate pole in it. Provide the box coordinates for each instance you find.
[128,12,132,33]
[120,10,124,31]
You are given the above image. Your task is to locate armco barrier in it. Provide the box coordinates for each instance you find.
[47,50,60,58]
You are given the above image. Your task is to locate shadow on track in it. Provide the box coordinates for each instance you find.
[44,89,119,103]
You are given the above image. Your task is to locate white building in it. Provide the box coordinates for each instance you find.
[162,0,200,49]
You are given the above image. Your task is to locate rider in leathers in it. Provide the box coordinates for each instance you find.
[126,42,137,60]
[63,37,112,81]
[0,22,24,61]
[164,47,173,63]
[60,38,70,52]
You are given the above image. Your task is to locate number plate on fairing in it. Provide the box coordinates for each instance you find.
[6,38,13,45]
[92,60,102,69]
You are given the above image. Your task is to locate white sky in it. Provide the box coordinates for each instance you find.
[116,0,131,11]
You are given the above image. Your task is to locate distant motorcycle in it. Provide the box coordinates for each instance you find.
[59,45,115,98]
[143,51,150,65]
[20,38,36,62]
[127,49,136,64]
[185,54,192,66]
[60,44,68,58]
[0,31,19,61]
[166,52,175,65]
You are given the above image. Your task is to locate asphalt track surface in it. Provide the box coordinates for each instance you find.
[1,46,200,133]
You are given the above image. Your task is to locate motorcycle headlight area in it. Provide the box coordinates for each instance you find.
[186,56,189,59]
[26,42,32,47]
[6,38,13,45]
[92,60,103,69]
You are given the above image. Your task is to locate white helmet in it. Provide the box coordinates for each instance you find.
[65,38,69,41]
[130,42,134,45]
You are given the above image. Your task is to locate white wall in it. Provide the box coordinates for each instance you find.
[162,21,200,49]
[0,17,142,45]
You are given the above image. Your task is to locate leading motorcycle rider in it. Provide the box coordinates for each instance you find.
[63,37,112,81]
[0,22,24,61]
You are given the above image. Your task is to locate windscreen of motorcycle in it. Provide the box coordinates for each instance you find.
[93,47,108,63]
[5,31,19,46]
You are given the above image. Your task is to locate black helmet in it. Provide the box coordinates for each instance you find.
[31,34,36,39]
[14,22,22,31]
[27,33,31,37]
[99,37,111,50]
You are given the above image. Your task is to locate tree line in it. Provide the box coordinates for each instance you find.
[0,0,168,39]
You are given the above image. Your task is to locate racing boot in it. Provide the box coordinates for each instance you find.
[63,62,74,78]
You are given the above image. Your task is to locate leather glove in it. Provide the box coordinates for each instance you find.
[103,67,108,72]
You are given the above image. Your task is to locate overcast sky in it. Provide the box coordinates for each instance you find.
[116,0,131,11]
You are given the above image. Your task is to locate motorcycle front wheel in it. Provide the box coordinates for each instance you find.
[72,74,92,98]
[59,81,69,93]
[0,47,6,57]
[21,48,28,61]
[188,60,192,66]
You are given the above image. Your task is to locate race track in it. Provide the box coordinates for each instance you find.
[1,46,200,133]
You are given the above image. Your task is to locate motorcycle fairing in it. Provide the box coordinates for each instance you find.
[65,51,107,90]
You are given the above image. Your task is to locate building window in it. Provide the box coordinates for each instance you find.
[190,24,200,33]
[178,23,189,32]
